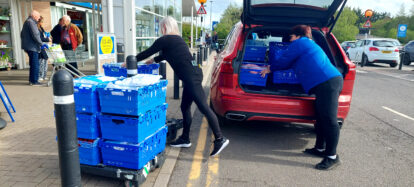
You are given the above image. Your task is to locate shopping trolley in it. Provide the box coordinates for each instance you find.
[45,44,88,86]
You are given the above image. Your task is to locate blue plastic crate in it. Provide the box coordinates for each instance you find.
[76,113,100,139]
[74,75,119,114]
[243,45,267,62]
[103,63,127,77]
[273,69,299,84]
[268,42,290,64]
[149,63,160,75]
[79,138,101,166]
[100,126,167,170]
[239,62,268,87]
[99,103,167,143]
[98,80,168,116]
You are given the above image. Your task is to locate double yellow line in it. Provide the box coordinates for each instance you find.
[186,118,220,187]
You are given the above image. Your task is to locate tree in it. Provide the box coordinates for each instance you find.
[397,3,406,18]
[332,8,359,43]
[214,3,242,42]
[182,23,201,46]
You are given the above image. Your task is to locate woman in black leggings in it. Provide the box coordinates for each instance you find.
[134,16,229,156]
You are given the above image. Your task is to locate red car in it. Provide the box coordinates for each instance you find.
[210,0,356,126]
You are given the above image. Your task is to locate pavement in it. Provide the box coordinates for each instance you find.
[0,50,216,187]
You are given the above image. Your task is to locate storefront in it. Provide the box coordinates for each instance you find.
[4,0,194,70]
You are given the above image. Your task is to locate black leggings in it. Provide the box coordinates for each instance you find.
[311,76,343,156]
[180,81,223,141]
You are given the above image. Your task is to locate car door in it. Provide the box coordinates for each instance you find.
[349,40,363,61]
[354,40,367,62]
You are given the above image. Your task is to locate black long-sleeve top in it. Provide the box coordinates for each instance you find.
[136,35,203,83]
[51,24,62,44]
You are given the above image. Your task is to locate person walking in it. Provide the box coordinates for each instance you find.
[20,10,43,86]
[60,15,83,76]
[51,18,64,44]
[261,25,343,170]
[134,16,229,156]
[37,16,51,81]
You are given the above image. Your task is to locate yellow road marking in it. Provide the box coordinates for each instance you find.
[206,134,220,187]
[186,118,209,187]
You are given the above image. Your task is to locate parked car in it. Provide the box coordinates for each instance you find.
[401,40,414,65]
[341,41,356,52]
[347,38,400,67]
[210,0,355,127]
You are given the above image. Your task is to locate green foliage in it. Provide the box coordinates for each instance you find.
[182,23,201,46]
[332,8,359,43]
[214,3,242,43]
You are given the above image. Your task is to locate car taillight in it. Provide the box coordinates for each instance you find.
[395,48,399,52]
[369,47,379,51]
[218,60,234,87]
[346,46,350,49]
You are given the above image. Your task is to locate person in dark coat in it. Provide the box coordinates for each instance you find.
[20,10,42,86]
[37,16,51,81]
[50,18,64,44]
[261,25,343,170]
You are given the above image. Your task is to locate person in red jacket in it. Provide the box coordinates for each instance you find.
[60,15,83,76]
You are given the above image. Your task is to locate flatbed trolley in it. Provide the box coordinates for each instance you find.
[81,151,166,187]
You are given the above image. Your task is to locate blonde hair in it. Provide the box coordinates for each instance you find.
[160,16,180,36]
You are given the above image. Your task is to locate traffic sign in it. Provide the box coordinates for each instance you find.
[212,21,219,31]
[197,4,207,14]
[397,24,407,38]
[363,20,372,28]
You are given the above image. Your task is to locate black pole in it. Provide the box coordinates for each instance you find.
[126,55,138,77]
[52,70,81,187]
[173,73,179,99]
[197,50,201,65]
[160,61,167,80]
[399,51,404,70]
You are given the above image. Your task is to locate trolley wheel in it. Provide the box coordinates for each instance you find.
[124,180,139,187]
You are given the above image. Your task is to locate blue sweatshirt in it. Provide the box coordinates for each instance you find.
[269,37,342,93]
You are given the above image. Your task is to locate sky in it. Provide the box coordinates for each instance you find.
[195,0,414,29]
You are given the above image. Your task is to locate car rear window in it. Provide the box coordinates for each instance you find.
[373,41,395,47]
[251,0,335,9]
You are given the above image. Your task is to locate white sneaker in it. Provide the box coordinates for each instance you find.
[38,78,44,81]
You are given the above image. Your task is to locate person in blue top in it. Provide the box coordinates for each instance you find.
[261,25,343,170]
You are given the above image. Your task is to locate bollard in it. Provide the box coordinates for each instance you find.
[204,46,208,61]
[197,50,201,66]
[159,61,167,80]
[173,73,179,99]
[126,55,138,77]
[53,70,81,187]
[399,51,404,70]
[199,46,204,65]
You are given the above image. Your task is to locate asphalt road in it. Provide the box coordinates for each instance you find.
[168,64,414,187]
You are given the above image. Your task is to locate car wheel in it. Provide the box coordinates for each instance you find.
[390,63,398,67]
[361,54,369,67]
[402,53,412,65]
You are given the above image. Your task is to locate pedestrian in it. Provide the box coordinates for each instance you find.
[260,25,343,170]
[37,16,51,81]
[134,16,229,156]
[51,18,64,44]
[212,31,219,52]
[20,10,43,86]
[60,15,83,76]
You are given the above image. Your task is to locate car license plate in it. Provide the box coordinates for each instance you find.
[382,51,392,54]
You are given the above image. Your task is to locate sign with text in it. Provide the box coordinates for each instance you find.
[398,24,407,38]
[96,33,116,74]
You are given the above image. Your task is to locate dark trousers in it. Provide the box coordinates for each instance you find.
[26,50,39,84]
[311,76,343,156]
[180,81,223,141]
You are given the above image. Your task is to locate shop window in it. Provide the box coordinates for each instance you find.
[135,0,153,12]
[136,9,155,38]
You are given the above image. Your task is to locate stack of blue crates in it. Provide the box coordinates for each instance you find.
[268,42,299,84]
[73,75,169,170]
[74,75,119,166]
[97,77,169,170]
[103,63,160,77]
[240,40,268,87]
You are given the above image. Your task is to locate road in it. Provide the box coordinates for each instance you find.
[168,64,414,187]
